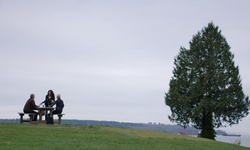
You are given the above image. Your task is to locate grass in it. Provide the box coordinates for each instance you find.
[0,123,249,150]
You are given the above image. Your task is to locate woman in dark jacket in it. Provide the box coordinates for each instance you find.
[41,90,55,107]
[40,90,55,120]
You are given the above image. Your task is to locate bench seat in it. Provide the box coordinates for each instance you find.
[18,112,37,123]
[53,114,65,124]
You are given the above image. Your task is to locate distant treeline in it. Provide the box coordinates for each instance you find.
[0,119,226,135]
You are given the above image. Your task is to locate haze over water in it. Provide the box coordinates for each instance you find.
[216,134,250,148]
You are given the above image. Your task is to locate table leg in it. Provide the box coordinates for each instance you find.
[49,110,53,117]
[39,110,44,122]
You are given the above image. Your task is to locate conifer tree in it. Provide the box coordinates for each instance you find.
[165,22,250,140]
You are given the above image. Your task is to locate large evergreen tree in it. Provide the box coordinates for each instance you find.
[165,22,250,140]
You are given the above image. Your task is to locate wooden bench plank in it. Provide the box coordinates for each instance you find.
[18,112,37,124]
[54,114,65,124]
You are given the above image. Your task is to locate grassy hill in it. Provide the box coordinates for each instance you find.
[0,123,248,150]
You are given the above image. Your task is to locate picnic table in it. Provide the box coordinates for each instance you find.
[37,107,54,123]
[19,107,65,124]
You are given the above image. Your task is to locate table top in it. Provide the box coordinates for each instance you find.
[37,107,54,110]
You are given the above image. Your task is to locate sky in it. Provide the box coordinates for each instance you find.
[0,0,250,134]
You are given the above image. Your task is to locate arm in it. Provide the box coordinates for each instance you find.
[31,100,39,109]
[51,100,57,107]
[40,100,45,105]
[40,96,47,105]
[49,99,55,106]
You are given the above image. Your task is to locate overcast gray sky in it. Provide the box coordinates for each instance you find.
[1,0,250,134]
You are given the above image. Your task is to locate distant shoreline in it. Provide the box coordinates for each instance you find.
[0,118,227,135]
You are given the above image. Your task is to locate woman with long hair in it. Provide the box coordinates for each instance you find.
[40,90,55,120]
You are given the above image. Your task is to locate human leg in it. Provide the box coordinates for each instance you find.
[24,110,38,121]
[52,110,61,115]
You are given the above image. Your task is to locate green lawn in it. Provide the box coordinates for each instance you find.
[0,123,249,150]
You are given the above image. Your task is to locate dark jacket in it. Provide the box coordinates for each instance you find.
[23,98,38,112]
[51,99,64,112]
[41,95,55,107]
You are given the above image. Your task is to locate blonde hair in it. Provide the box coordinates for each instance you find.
[57,94,61,99]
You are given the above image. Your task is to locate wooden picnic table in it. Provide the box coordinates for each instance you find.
[37,107,54,123]
[19,107,65,124]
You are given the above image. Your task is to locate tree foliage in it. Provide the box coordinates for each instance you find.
[165,22,250,140]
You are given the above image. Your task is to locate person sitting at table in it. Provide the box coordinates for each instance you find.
[50,94,64,115]
[23,94,39,121]
[40,90,55,120]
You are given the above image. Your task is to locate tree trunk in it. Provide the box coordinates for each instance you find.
[200,111,215,140]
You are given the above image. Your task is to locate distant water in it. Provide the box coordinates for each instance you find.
[216,134,250,148]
